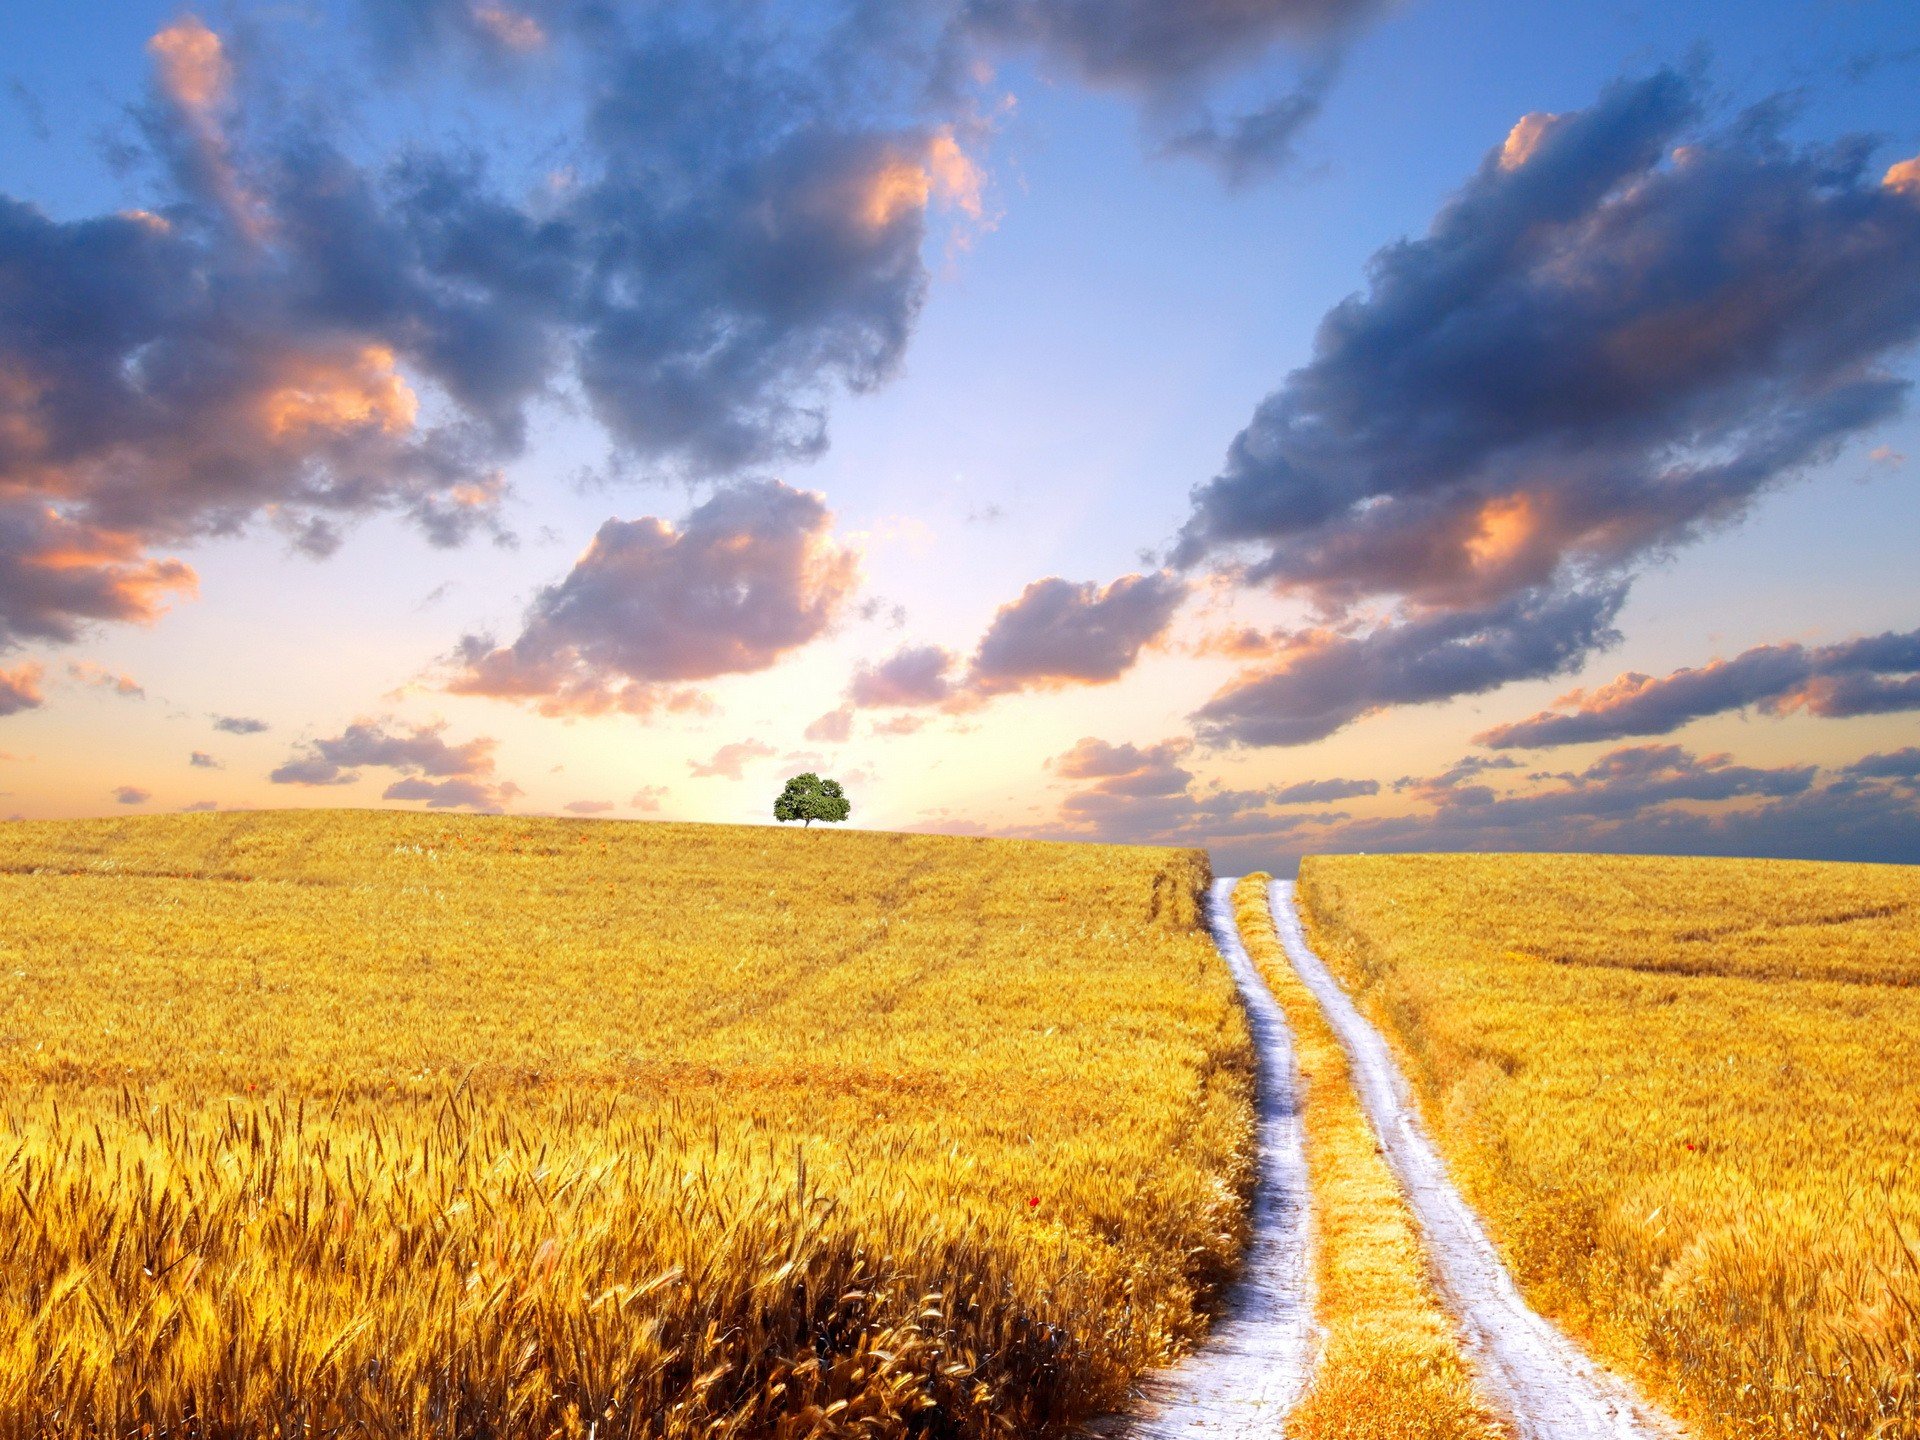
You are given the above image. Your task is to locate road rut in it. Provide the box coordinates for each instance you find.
[1268,880,1680,1440]
[1113,877,1319,1438]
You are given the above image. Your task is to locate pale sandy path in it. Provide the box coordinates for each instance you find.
[1268,881,1681,1440]
[1107,877,1319,1439]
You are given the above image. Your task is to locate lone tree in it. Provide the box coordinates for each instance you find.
[774,773,851,828]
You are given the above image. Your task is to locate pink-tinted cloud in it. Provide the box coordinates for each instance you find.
[270,718,519,810]
[804,706,854,743]
[1479,628,1920,749]
[969,572,1186,694]
[451,480,857,717]
[845,571,1186,717]
[1030,736,1919,874]
[67,661,145,699]
[688,740,778,780]
[848,644,960,707]
[113,784,150,805]
[1174,71,1920,744]
[0,661,43,717]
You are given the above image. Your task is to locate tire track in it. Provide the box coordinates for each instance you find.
[1114,877,1319,1438]
[1268,880,1681,1440]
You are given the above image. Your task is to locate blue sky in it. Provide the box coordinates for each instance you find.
[1,0,1917,869]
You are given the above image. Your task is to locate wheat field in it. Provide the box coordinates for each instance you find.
[0,809,1255,1438]
[1297,852,1920,1440]
[1232,875,1503,1440]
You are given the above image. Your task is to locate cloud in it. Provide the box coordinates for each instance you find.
[189,750,221,769]
[1479,628,1920,748]
[383,3,985,479]
[450,479,857,716]
[1035,734,1376,850]
[1158,60,1340,186]
[181,799,219,812]
[688,740,778,780]
[849,644,959,707]
[804,706,854,743]
[962,0,1380,181]
[970,572,1186,693]
[0,662,44,717]
[0,505,197,649]
[269,755,360,787]
[564,799,615,814]
[1194,581,1626,746]
[2,6,993,650]
[113,785,150,805]
[270,718,518,809]
[1175,70,1920,742]
[1027,737,1919,873]
[67,661,145,699]
[1053,737,1194,795]
[212,715,269,734]
[1846,747,1920,780]
[1272,775,1377,804]
[629,785,668,811]
[382,775,520,810]
[845,571,1185,717]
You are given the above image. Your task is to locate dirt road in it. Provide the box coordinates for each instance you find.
[1267,880,1680,1440]
[1117,877,1319,1438]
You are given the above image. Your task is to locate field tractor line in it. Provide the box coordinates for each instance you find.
[1268,880,1682,1440]
[1114,876,1320,1439]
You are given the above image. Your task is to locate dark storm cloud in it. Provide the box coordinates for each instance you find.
[1479,628,1920,749]
[270,718,518,809]
[450,479,857,716]
[2,6,980,649]
[1193,581,1626,747]
[1175,69,1920,743]
[0,662,42,716]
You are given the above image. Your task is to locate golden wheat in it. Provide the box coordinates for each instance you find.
[1297,852,1920,1440]
[0,809,1255,1438]
[1232,875,1504,1440]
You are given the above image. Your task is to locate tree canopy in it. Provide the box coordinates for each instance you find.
[773,773,851,827]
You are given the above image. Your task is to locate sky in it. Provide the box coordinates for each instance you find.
[1,0,1917,872]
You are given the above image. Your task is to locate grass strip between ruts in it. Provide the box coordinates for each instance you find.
[1234,874,1507,1440]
